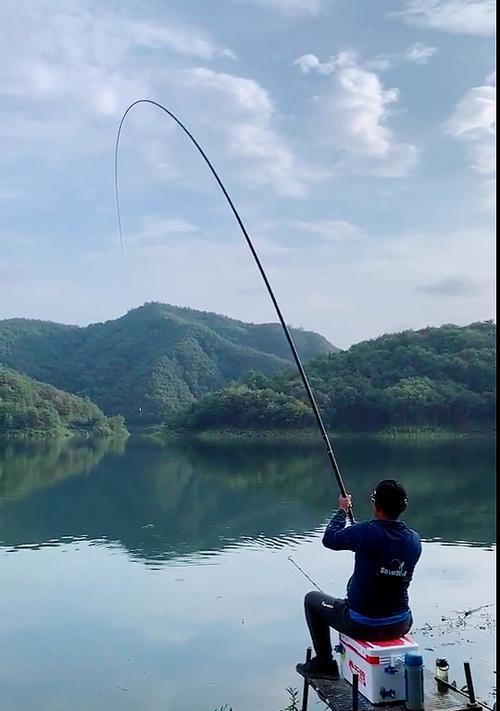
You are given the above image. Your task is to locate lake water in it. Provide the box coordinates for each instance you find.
[0,436,496,711]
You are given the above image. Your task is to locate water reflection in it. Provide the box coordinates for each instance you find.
[0,436,495,560]
[0,437,126,501]
[0,437,496,711]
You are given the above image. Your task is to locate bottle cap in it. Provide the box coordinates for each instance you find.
[436,658,449,668]
[405,652,423,667]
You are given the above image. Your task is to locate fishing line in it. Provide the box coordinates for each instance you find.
[114,99,354,523]
[288,556,323,592]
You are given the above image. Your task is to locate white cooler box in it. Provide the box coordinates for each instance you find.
[337,633,419,704]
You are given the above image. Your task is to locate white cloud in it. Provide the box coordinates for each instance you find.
[1,217,494,349]
[392,0,495,36]
[125,217,198,246]
[403,42,439,64]
[443,77,496,206]
[444,85,495,138]
[121,19,234,59]
[80,224,494,348]
[0,1,321,200]
[367,43,438,71]
[0,0,234,145]
[295,52,419,176]
[416,276,479,296]
[294,54,338,75]
[227,123,302,194]
[298,45,438,75]
[293,226,495,345]
[234,0,324,16]
[181,67,316,196]
[291,220,364,241]
[485,70,496,86]
[0,2,312,199]
[184,68,274,117]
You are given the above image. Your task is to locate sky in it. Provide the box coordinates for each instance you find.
[0,0,495,348]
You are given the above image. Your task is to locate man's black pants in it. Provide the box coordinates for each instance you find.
[304,591,413,659]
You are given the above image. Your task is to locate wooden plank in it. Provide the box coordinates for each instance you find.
[297,667,471,711]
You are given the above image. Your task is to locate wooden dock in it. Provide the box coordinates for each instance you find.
[296,648,478,711]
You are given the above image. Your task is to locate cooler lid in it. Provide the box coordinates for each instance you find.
[340,633,418,655]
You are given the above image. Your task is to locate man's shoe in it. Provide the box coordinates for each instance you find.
[296,656,339,678]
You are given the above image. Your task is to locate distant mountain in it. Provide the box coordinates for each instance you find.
[0,366,126,438]
[0,302,338,424]
[180,321,496,433]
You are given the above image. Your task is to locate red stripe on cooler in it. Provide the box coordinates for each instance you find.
[342,638,380,664]
[363,635,415,649]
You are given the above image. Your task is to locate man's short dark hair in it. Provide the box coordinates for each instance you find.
[373,479,408,519]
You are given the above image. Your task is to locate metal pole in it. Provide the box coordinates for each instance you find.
[300,648,312,711]
[352,673,359,711]
[115,100,354,524]
[464,663,478,707]
[432,677,493,711]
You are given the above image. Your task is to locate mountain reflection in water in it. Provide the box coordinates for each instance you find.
[0,436,495,562]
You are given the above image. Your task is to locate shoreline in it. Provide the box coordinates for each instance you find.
[1,426,493,444]
[134,426,495,444]
[0,430,129,441]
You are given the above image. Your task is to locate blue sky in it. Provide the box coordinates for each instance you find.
[0,0,495,347]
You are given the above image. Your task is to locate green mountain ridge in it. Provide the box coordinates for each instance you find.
[0,365,126,438]
[0,302,338,424]
[180,321,496,433]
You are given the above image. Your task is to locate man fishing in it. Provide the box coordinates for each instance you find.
[297,479,421,678]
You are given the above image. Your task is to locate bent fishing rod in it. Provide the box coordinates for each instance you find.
[114,99,354,524]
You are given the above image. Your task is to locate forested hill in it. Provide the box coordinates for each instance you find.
[180,321,496,433]
[0,302,338,424]
[0,366,126,438]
